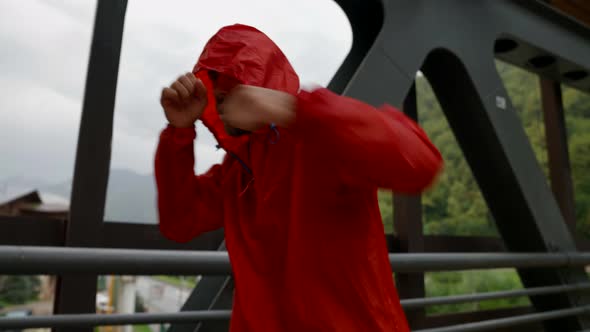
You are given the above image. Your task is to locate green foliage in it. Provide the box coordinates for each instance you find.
[0,276,40,305]
[425,269,530,315]
[133,325,152,332]
[569,124,590,237]
[379,190,394,234]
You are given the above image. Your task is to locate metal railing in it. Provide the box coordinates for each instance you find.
[1,245,590,330]
[0,311,232,330]
[414,305,590,332]
[402,283,590,309]
[1,306,589,331]
[3,245,590,274]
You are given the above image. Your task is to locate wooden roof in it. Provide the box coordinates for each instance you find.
[0,189,41,206]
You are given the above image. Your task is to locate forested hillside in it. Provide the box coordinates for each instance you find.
[380,60,590,239]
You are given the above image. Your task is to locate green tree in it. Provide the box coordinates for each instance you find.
[0,276,40,305]
[379,190,394,234]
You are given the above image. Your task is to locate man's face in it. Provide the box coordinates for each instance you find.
[212,72,248,137]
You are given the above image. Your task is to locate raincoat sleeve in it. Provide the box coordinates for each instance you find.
[155,125,224,243]
[294,88,443,193]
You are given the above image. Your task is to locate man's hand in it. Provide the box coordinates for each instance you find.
[220,85,296,131]
[160,72,207,128]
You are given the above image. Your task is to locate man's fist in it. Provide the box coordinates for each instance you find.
[160,72,207,128]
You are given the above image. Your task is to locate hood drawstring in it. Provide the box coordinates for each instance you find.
[216,124,278,196]
[268,123,280,144]
[227,150,253,175]
[225,149,254,197]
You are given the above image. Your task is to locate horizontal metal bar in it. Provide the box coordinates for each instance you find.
[391,252,573,272]
[2,305,588,330]
[420,307,536,330]
[0,246,231,275]
[0,310,231,329]
[414,305,590,332]
[401,283,590,309]
[2,246,590,275]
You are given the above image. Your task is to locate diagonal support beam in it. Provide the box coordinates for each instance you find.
[168,242,232,332]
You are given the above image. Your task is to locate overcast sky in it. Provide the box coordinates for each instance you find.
[0,0,351,185]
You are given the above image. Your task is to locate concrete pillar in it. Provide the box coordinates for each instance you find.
[116,276,136,332]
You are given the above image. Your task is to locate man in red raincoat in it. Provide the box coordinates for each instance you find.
[155,24,442,332]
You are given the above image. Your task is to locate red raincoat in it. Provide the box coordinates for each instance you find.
[155,24,442,332]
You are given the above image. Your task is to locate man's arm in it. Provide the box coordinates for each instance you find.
[221,85,442,193]
[155,72,224,243]
[155,126,225,243]
[293,88,443,193]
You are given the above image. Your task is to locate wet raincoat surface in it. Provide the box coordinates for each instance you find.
[155,24,442,332]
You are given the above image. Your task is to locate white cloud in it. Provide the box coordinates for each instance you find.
[0,77,81,182]
[0,0,351,187]
[0,1,95,102]
[111,122,225,176]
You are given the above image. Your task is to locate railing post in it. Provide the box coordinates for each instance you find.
[540,78,577,235]
[394,82,426,328]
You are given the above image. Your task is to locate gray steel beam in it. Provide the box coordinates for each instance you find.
[53,2,128,332]
[0,218,224,250]
[101,222,224,250]
[328,0,384,94]
[334,0,590,329]
[0,216,65,246]
[0,311,231,329]
[0,218,512,252]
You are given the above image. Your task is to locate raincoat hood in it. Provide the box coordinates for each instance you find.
[193,24,300,152]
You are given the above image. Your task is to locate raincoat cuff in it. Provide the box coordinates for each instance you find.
[161,124,197,145]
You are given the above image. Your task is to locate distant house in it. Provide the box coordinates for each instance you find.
[0,188,69,305]
[0,189,42,216]
[0,188,68,219]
